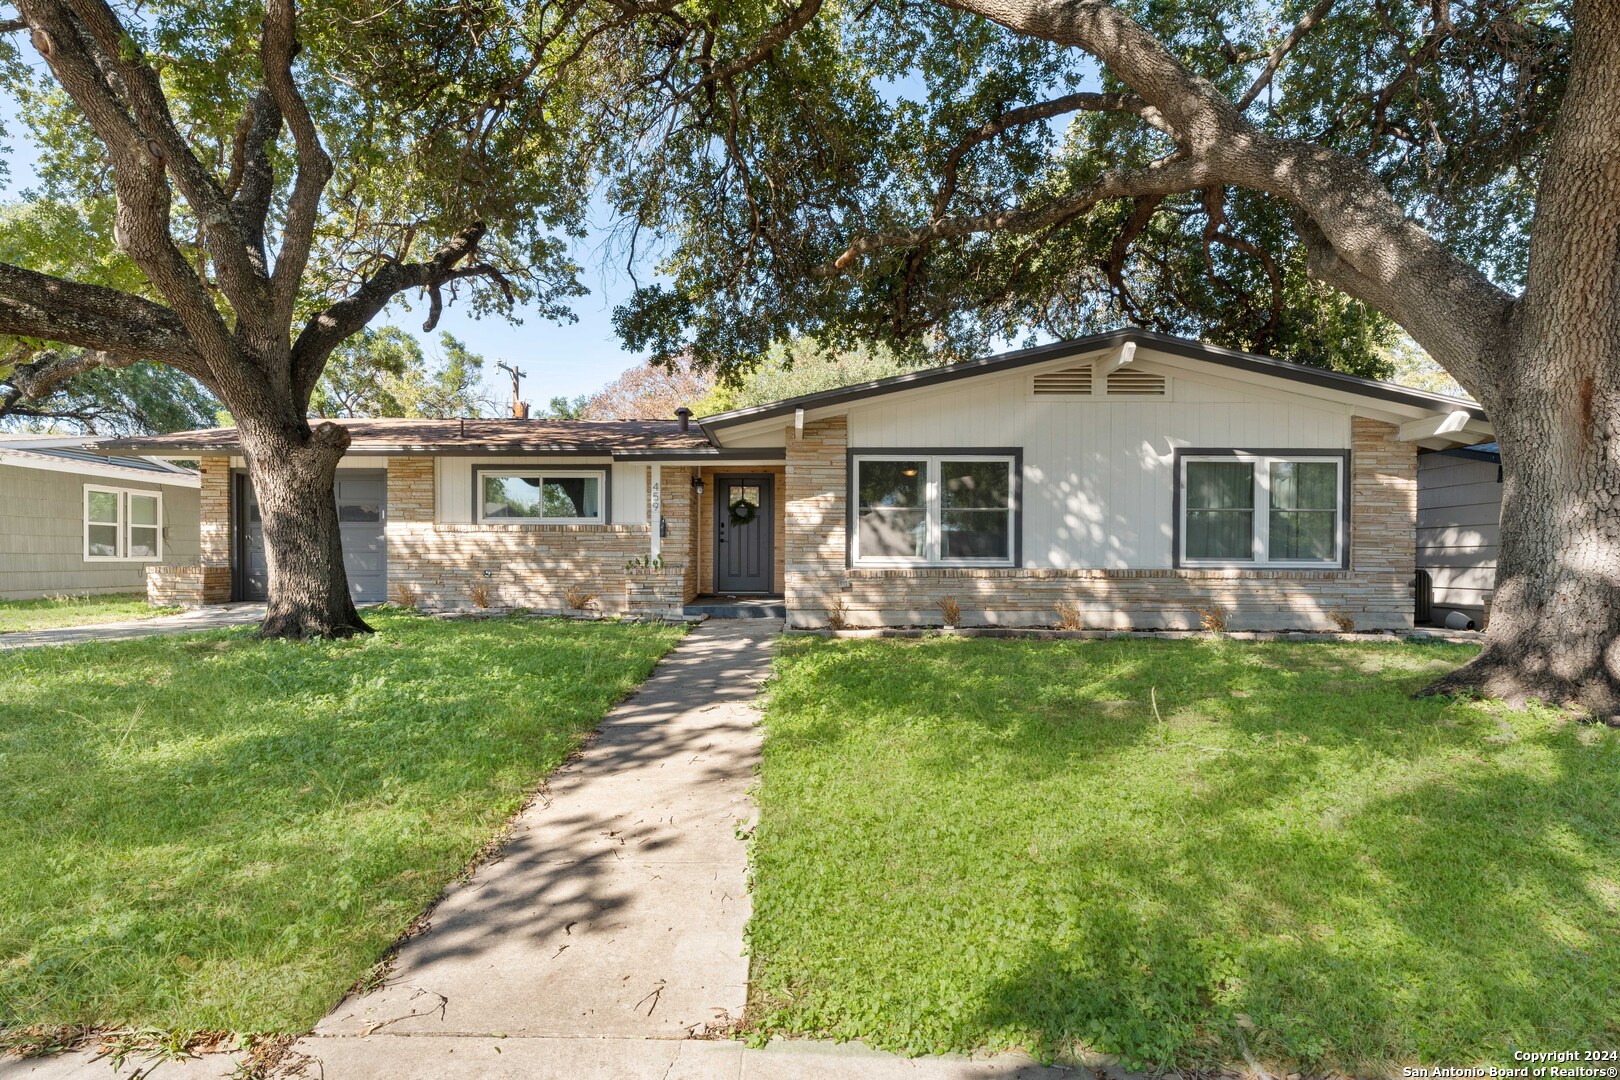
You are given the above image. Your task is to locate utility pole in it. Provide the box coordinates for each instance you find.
[496,361,529,418]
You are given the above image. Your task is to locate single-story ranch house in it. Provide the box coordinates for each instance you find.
[0,434,201,600]
[96,329,1497,630]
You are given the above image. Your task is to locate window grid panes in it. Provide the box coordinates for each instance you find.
[853,455,1016,566]
[84,486,162,561]
[479,472,604,523]
[1180,455,1342,566]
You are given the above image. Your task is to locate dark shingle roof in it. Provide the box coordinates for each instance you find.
[93,417,712,456]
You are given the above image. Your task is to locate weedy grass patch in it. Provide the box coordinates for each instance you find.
[0,593,180,634]
[750,636,1620,1073]
[0,612,683,1042]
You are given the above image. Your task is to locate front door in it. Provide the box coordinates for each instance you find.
[715,475,774,594]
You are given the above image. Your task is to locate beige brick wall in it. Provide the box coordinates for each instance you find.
[196,456,233,603]
[783,414,1417,631]
[387,456,665,613]
[785,417,849,619]
[1351,416,1418,573]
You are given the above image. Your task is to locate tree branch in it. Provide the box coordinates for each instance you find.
[927,0,1514,382]
[62,0,273,323]
[288,223,489,404]
[815,155,1210,276]
[0,262,206,375]
[14,0,238,369]
[262,0,334,329]
[933,91,1169,218]
[1237,0,1337,110]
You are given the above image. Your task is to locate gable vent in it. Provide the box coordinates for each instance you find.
[1032,365,1093,396]
[1105,369,1168,396]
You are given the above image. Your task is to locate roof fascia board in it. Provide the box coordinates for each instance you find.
[0,449,203,487]
[697,328,1485,432]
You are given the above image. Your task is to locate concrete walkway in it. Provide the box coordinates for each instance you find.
[0,603,266,649]
[312,618,771,1043]
[0,619,1082,1079]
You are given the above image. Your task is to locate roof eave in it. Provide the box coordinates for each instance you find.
[696,328,1487,434]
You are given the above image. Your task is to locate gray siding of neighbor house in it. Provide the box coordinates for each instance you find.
[0,463,201,600]
[1417,452,1500,626]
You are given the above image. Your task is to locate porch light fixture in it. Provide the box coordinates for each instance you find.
[692,476,706,497]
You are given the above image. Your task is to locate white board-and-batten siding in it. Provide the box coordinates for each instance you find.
[433,457,649,525]
[837,359,1353,570]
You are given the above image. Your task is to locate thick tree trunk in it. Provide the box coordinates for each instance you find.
[1423,383,1620,716]
[1422,0,1620,717]
[238,416,372,640]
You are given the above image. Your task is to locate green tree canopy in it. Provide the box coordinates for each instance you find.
[310,328,490,419]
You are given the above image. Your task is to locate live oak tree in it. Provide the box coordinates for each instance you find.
[0,0,588,637]
[582,0,1617,712]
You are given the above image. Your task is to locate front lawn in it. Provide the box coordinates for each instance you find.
[0,613,684,1043]
[751,637,1620,1073]
[0,592,179,634]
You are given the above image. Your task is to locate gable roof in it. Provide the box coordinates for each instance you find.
[696,327,1486,435]
[0,435,201,486]
[92,416,713,456]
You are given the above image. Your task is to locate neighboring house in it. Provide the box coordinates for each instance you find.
[0,434,201,600]
[1416,443,1502,629]
[95,329,1495,630]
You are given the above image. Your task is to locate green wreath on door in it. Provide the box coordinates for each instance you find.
[727,496,758,526]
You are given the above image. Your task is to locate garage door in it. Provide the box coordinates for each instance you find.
[239,471,388,603]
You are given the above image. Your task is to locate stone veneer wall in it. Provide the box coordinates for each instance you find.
[385,456,684,614]
[783,415,1417,631]
[193,456,233,603]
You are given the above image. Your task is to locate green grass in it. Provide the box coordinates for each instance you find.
[0,612,684,1042]
[751,637,1620,1073]
[0,592,181,633]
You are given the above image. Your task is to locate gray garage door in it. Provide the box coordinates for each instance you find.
[239,471,388,603]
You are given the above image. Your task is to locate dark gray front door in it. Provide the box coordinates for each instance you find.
[238,471,388,603]
[715,475,774,594]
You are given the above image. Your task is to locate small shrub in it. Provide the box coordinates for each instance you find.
[1195,605,1227,633]
[1327,607,1356,633]
[391,583,420,610]
[564,586,600,611]
[1055,600,1086,631]
[937,595,961,627]
[826,597,849,631]
[467,582,492,610]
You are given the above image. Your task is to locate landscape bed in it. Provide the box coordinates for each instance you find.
[748,635,1620,1073]
[0,612,684,1045]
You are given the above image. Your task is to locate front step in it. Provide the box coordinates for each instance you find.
[684,596,786,620]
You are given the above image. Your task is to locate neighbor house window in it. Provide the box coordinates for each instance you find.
[83,485,163,562]
[478,470,605,524]
[851,453,1018,566]
[1178,453,1345,566]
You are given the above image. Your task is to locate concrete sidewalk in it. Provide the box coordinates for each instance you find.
[0,603,266,649]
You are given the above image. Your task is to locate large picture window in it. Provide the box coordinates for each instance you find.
[83,485,163,562]
[478,470,605,524]
[1177,452,1345,566]
[851,452,1019,566]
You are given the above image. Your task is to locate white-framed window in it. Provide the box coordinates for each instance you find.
[476,469,606,524]
[1177,452,1346,567]
[83,485,164,562]
[850,453,1018,567]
